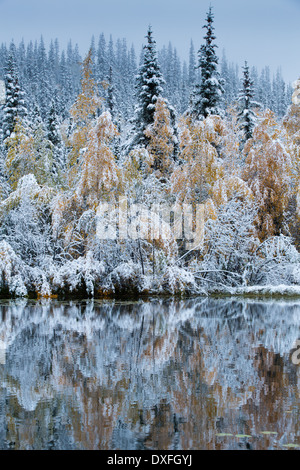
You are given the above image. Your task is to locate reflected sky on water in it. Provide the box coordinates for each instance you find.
[0,297,299,450]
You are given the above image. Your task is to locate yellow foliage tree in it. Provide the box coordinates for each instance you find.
[51,190,85,259]
[242,109,292,240]
[212,175,253,208]
[5,118,52,189]
[220,107,243,175]
[77,111,120,208]
[283,103,300,186]
[171,116,224,205]
[0,173,54,219]
[198,111,248,208]
[144,97,176,181]
[282,98,300,246]
[122,147,154,200]
[67,49,102,187]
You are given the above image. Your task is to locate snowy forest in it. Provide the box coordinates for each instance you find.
[0,7,299,299]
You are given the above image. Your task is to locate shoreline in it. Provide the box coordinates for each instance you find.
[2,284,300,301]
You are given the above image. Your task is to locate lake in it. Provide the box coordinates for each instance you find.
[0,297,299,450]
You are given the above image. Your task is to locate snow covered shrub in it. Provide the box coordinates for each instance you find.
[160,265,201,295]
[52,251,105,297]
[0,174,54,266]
[248,235,300,286]
[198,198,259,287]
[0,241,53,298]
[0,197,53,266]
[197,198,300,289]
[1,173,54,210]
[108,261,144,296]
[0,240,27,296]
[26,266,51,297]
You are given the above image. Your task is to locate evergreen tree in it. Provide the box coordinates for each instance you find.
[105,65,122,158]
[107,66,117,120]
[257,66,272,110]
[17,40,26,84]
[127,44,137,115]
[188,40,196,88]
[180,61,190,113]
[59,51,74,118]
[47,99,61,147]
[28,101,42,128]
[0,43,7,78]
[220,50,239,108]
[89,35,97,77]
[47,98,65,182]
[107,35,115,70]
[192,7,224,119]
[273,68,287,117]
[220,51,230,106]
[36,36,51,120]
[237,61,259,142]
[131,26,165,148]
[2,43,27,141]
[48,39,60,87]
[96,33,107,83]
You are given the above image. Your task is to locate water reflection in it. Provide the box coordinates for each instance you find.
[0,298,299,450]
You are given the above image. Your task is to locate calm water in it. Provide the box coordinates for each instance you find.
[0,297,299,450]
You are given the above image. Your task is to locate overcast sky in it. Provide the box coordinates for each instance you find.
[0,0,298,83]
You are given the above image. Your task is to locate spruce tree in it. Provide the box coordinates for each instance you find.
[36,36,51,120]
[47,99,61,146]
[107,66,117,120]
[131,26,165,148]
[96,33,107,83]
[220,51,239,108]
[257,66,272,110]
[59,51,74,118]
[2,43,27,140]
[106,66,121,158]
[192,7,224,119]
[47,98,65,181]
[188,40,196,88]
[273,68,287,117]
[238,61,259,142]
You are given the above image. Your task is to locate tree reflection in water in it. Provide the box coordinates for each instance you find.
[0,298,299,450]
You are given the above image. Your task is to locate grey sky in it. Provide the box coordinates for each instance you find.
[0,0,298,83]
